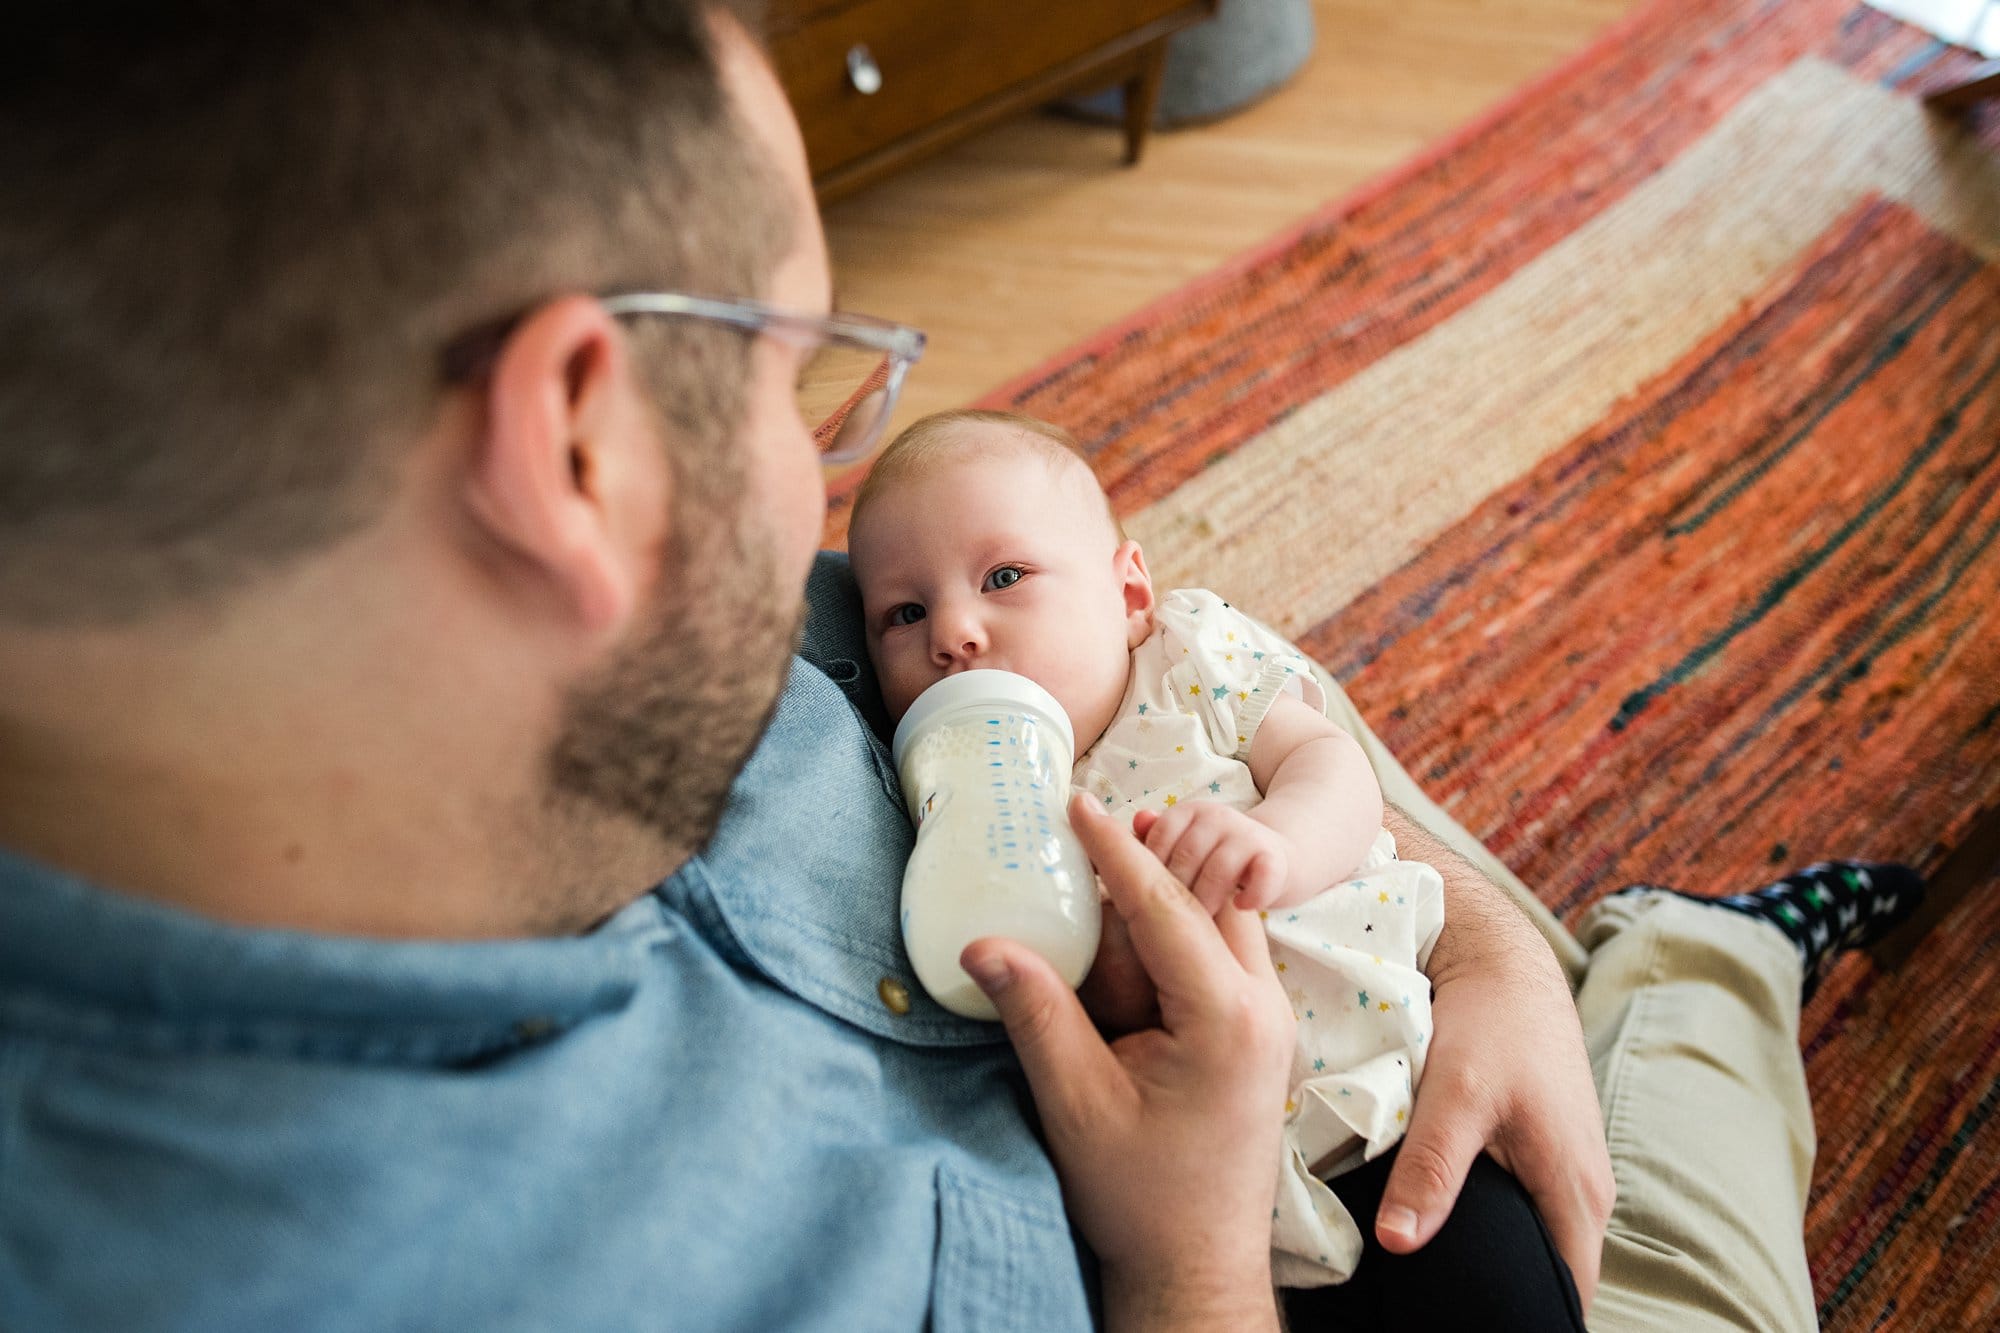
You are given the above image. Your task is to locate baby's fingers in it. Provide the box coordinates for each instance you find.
[1190,843,1255,917]
[1140,805,1190,863]
[1232,851,1287,912]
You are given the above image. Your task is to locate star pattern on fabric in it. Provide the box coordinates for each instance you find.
[1357,990,1370,1008]
[1212,685,1230,699]
[1188,683,1202,696]
[1378,1001,1392,1012]
[1209,781,1222,794]
[1174,745,1185,753]
[1164,793,1178,807]
[1378,891,1390,904]
[1136,702,1149,715]
[1127,759,1138,770]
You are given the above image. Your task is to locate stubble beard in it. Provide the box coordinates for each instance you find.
[536,481,807,933]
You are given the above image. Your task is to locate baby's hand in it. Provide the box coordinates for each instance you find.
[1132,803,1291,914]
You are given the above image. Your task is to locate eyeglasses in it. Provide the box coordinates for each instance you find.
[441,291,926,465]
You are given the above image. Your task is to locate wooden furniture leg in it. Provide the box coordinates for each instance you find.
[1926,59,2000,110]
[1123,39,1171,165]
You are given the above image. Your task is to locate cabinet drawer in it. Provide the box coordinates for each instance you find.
[771,0,1194,180]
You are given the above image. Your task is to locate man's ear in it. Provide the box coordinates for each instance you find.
[1114,539,1155,649]
[462,295,665,639]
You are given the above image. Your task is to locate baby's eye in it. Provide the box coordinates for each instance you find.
[984,566,1025,591]
[886,603,926,628]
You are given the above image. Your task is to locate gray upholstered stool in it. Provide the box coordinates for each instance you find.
[1066,0,1316,128]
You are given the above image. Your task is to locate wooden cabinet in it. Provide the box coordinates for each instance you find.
[767,0,1218,202]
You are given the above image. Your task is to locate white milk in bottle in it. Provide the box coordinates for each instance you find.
[891,670,1101,1020]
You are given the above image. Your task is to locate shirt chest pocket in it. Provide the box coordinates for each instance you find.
[931,1164,1094,1332]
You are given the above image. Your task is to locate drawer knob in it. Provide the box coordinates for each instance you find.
[845,43,883,96]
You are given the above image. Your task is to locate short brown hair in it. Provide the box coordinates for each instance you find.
[850,408,1127,544]
[0,0,786,624]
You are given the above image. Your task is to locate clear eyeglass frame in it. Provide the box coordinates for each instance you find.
[440,290,927,465]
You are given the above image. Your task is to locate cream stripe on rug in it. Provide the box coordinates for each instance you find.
[1131,56,2000,636]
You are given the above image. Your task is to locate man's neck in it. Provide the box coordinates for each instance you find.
[0,617,665,942]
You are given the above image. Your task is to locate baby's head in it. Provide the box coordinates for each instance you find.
[847,410,1155,749]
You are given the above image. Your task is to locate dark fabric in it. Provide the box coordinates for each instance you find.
[1283,1149,1586,1332]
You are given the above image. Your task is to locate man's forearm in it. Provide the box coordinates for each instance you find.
[1101,1266,1280,1333]
[1382,804,1567,990]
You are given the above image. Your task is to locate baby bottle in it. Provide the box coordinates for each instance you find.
[891,669,1102,1020]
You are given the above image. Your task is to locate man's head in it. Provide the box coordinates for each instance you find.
[2,0,795,618]
[847,410,1155,751]
[0,2,836,935]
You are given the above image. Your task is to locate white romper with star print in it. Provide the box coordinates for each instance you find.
[1072,587,1445,1290]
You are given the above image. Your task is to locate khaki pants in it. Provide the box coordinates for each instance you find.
[1318,673,1816,1332]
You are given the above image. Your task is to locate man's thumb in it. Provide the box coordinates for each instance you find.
[1375,1114,1480,1253]
[962,939,1115,1113]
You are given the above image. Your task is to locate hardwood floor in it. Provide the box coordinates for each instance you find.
[818,0,1640,445]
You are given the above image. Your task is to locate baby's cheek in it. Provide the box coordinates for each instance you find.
[884,657,930,721]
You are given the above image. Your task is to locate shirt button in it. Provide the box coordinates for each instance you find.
[877,976,912,1016]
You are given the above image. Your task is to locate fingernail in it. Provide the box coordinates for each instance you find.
[964,952,1013,996]
[1378,1205,1418,1241]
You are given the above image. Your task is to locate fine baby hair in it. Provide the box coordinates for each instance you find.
[849,408,1128,545]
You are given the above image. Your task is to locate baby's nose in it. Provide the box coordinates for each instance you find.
[930,612,987,666]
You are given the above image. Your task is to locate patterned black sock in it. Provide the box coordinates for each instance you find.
[1612,860,1925,1001]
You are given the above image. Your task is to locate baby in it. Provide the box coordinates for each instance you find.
[847,409,1446,1289]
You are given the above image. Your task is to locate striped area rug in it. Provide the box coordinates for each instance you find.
[830,0,2000,1324]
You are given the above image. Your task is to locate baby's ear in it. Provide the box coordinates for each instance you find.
[1113,540,1156,649]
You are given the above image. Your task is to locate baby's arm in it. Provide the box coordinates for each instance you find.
[1241,693,1383,907]
[1136,694,1384,914]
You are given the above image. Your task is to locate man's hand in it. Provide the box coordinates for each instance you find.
[962,794,1294,1333]
[1078,804,1287,1034]
[1375,806,1617,1312]
[1134,802,1290,912]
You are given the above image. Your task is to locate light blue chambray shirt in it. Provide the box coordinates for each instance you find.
[0,554,1097,1332]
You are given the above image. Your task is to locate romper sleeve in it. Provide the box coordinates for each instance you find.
[1154,588,1327,762]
